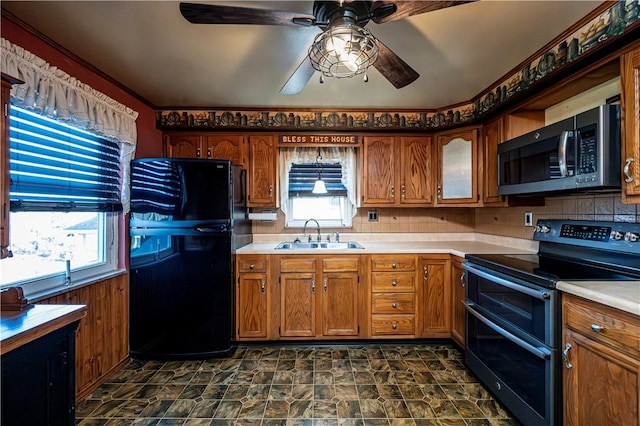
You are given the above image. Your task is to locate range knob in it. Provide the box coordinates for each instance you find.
[625,232,640,242]
[536,225,551,233]
[611,231,625,241]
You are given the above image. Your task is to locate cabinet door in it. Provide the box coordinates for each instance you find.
[248,135,276,207]
[362,136,396,205]
[280,272,316,337]
[419,257,451,336]
[482,117,505,204]
[450,259,465,347]
[322,272,359,336]
[399,136,433,205]
[1,80,10,259]
[206,134,248,169]
[563,329,640,426]
[237,273,268,338]
[164,134,202,158]
[436,128,479,205]
[621,46,640,203]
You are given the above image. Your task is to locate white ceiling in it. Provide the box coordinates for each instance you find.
[1,1,601,109]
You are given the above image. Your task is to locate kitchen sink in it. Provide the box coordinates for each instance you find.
[275,241,364,250]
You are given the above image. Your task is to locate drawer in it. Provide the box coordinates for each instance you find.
[280,258,316,273]
[564,296,640,358]
[371,255,416,272]
[371,315,415,336]
[237,256,267,273]
[371,293,415,314]
[371,272,415,292]
[323,258,358,272]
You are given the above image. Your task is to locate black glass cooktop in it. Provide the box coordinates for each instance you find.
[466,252,640,288]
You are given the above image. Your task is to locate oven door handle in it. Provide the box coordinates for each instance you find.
[464,301,552,360]
[462,264,551,301]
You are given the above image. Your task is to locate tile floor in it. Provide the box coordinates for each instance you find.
[76,343,520,426]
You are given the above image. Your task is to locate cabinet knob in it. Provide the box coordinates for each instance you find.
[392,263,397,269]
[391,324,397,330]
[391,302,397,309]
[391,280,398,287]
[269,186,273,198]
[261,280,266,295]
[249,264,254,270]
[196,148,201,158]
[590,324,605,333]
[391,186,395,199]
[207,148,211,158]
[562,343,573,369]
[423,265,428,279]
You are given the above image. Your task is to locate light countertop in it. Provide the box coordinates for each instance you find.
[557,281,640,317]
[236,232,538,258]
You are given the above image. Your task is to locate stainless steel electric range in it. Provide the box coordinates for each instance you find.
[463,219,640,426]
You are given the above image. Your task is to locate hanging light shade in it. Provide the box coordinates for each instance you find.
[308,18,379,79]
[312,148,328,194]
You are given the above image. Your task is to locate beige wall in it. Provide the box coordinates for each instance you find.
[252,193,639,240]
[476,192,639,239]
[252,207,475,235]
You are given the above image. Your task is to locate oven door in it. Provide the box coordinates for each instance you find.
[465,301,558,426]
[463,262,558,346]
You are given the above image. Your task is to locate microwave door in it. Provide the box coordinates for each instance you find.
[498,117,577,195]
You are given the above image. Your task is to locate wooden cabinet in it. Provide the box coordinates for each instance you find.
[370,255,416,337]
[621,45,640,203]
[362,135,433,207]
[236,255,269,339]
[435,127,481,206]
[278,256,360,339]
[418,255,451,337]
[248,134,277,207]
[562,294,640,426]
[164,133,248,168]
[450,256,466,347]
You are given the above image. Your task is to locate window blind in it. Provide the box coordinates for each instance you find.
[288,163,347,196]
[9,106,122,212]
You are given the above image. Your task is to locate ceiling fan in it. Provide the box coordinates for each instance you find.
[179,1,474,94]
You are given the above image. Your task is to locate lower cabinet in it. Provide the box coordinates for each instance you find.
[450,256,466,347]
[418,255,451,337]
[236,255,269,339]
[277,256,360,339]
[562,294,640,426]
[1,321,80,426]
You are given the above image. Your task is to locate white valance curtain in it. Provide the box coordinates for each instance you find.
[279,146,358,218]
[1,37,139,213]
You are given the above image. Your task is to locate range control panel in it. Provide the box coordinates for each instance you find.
[534,219,640,254]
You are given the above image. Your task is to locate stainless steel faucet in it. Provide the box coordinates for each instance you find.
[303,219,321,242]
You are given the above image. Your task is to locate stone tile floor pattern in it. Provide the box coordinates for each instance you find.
[76,344,521,426]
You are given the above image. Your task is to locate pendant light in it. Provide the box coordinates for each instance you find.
[312,147,328,194]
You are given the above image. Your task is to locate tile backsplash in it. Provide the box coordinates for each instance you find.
[252,192,638,240]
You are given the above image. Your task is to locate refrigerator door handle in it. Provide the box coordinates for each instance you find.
[194,226,228,233]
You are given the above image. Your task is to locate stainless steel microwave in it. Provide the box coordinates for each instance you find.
[498,104,621,196]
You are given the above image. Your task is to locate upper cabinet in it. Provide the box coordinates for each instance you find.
[164,133,248,169]
[247,134,277,207]
[362,135,433,207]
[435,127,481,206]
[621,45,640,204]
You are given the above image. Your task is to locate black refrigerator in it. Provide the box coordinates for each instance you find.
[128,158,251,359]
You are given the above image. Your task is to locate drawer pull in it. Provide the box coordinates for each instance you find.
[391,302,397,309]
[460,272,466,287]
[562,343,573,369]
[624,157,634,183]
[392,263,397,269]
[590,324,605,333]
[249,264,254,270]
[392,324,397,330]
[261,280,266,295]
[391,280,398,287]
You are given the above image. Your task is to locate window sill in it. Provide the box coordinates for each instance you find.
[26,269,127,303]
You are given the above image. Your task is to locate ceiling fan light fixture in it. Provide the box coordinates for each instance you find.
[308,22,379,79]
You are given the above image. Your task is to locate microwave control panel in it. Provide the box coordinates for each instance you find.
[576,124,598,182]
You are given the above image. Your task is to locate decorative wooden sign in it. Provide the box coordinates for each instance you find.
[279,134,359,145]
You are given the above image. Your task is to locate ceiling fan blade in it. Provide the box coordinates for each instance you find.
[371,1,475,24]
[373,40,419,89]
[280,56,316,95]
[179,2,316,26]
